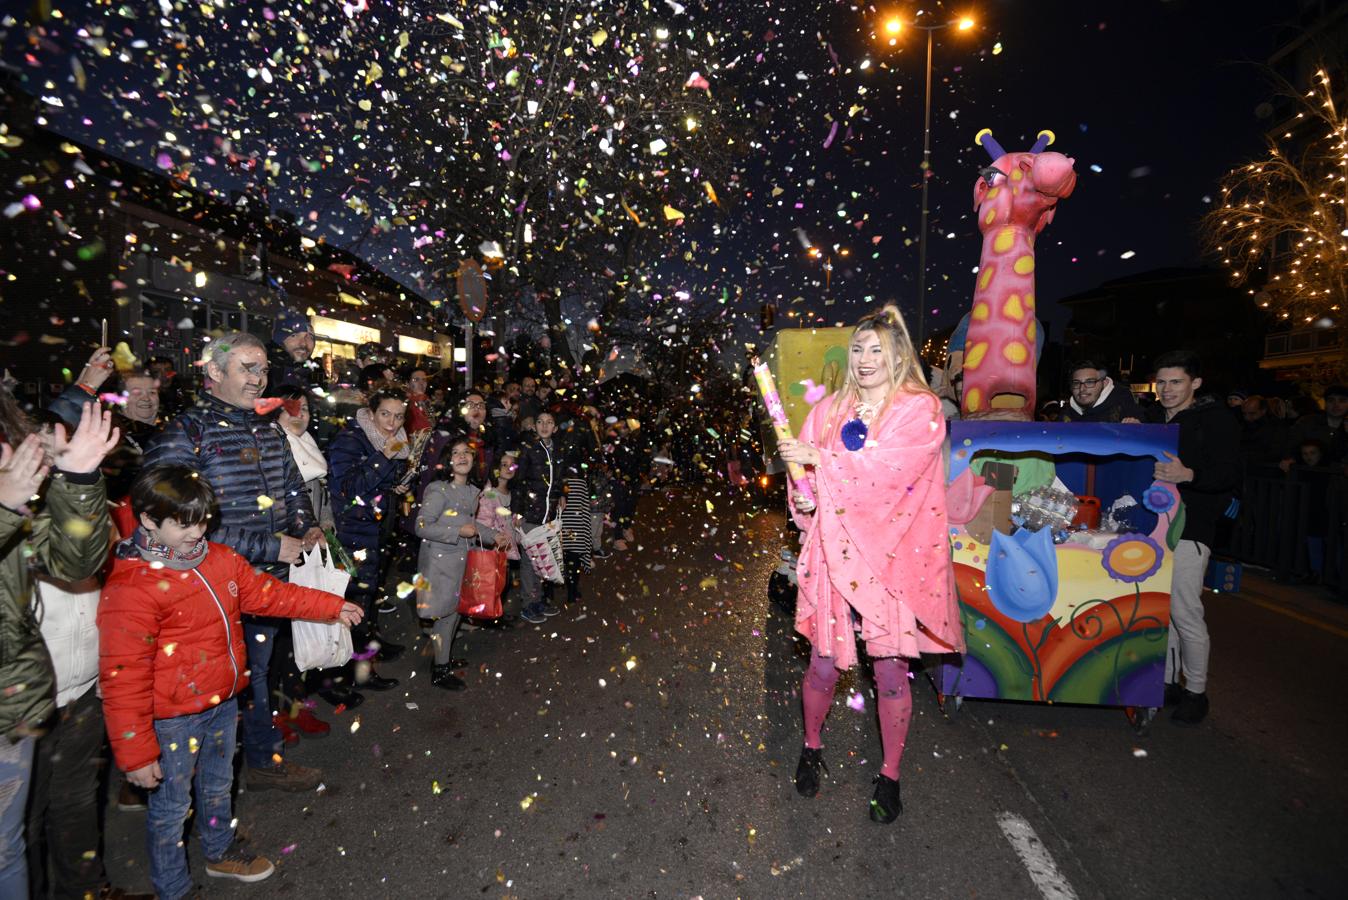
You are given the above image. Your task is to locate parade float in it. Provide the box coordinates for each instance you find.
[940,129,1176,727]
[761,129,1179,730]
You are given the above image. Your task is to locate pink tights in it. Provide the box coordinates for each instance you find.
[801,648,912,780]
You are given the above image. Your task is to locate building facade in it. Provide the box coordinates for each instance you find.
[1,80,450,404]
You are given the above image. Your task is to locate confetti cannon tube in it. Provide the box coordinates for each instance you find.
[752,359,816,505]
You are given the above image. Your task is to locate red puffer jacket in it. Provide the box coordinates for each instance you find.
[98,540,346,773]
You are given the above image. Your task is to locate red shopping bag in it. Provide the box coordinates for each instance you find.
[458,547,506,618]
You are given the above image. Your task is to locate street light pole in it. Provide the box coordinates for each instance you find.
[881,14,975,352]
[916,27,934,349]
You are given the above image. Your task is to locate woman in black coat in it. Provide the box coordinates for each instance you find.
[327,386,410,690]
[511,410,563,624]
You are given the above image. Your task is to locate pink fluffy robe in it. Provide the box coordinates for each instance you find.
[790,391,963,670]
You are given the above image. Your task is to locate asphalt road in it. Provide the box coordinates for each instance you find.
[101,486,1348,899]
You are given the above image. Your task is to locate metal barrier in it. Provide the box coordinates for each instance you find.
[1224,467,1310,580]
[1220,464,1348,597]
[1319,477,1348,599]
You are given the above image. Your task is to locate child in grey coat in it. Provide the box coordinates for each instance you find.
[415,438,499,691]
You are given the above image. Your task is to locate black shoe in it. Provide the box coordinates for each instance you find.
[373,636,405,662]
[1163,682,1183,707]
[359,673,400,691]
[317,686,365,709]
[869,774,902,824]
[1171,689,1209,726]
[431,664,466,691]
[794,746,826,798]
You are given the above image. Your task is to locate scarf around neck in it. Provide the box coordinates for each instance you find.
[134,526,208,570]
[356,406,410,459]
[284,426,328,482]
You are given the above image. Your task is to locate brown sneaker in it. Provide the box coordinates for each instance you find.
[205,845,275,883]
[116,780,147,812]
[246,760,322,792]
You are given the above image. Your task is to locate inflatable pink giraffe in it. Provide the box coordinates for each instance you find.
[961,129,1077,420]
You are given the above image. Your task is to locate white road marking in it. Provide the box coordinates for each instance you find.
[997,811,1080,900]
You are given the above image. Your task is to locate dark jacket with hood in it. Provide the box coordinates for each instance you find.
[266,342,329,395]
[143,394,315,578]
[1144,395,1241,547]
[1060,379,1142,424]
[324,420,405,610]
[326,420,406,556]
[512,437,563,525]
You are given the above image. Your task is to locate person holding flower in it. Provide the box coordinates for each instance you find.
[777,304,961,824]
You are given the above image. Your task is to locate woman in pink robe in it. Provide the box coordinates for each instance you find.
[779,304,961,823]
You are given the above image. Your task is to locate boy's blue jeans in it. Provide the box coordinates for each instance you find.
[147,697,238,900]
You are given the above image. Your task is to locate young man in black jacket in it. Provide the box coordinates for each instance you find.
[1146,351,1241,726]
[1060,360,1143,424]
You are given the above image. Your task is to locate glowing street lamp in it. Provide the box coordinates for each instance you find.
[877,12,978,345]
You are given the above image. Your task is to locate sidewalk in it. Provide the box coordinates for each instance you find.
[1219,569,1348,638]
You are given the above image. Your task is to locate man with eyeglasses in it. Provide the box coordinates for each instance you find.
[415,391,498,500]
[1060,360,1142,424]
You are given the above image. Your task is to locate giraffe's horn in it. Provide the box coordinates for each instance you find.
[1029,129,1055,153]
[974,128,1006,161]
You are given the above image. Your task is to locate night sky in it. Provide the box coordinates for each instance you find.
[1,0,1302,349]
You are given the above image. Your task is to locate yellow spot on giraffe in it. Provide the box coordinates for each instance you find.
[964,342,989,371]
[1013,255,1035,275]
[972,302,990,322]
[1011,168,1024,181]
[1003,342,1029,365]
[964,388,983,412]
[979,267,994,290]
[986,186,1000,201]
[984,207,997,226]
[1025,293,1035,310]
[1026,320,1037,342]
[1003,294,1025,320]
[993,227,1016,255]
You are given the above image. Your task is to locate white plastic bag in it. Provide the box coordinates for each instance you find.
[288,545,354,672]
[519,521,565,584]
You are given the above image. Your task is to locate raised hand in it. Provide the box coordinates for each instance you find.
[0,435,51,509]
[52,402,120,474]
[76,346,115,391]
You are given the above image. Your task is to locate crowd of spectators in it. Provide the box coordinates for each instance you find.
[0,310,679,897]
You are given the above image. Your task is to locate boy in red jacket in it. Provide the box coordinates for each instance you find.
[99,465,362,899]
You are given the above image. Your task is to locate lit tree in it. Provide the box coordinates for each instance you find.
[1203,68,1348,334]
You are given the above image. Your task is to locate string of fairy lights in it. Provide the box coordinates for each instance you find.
[1205,69,1348,330]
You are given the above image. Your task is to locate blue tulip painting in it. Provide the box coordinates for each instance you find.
[986,526,1060,624]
